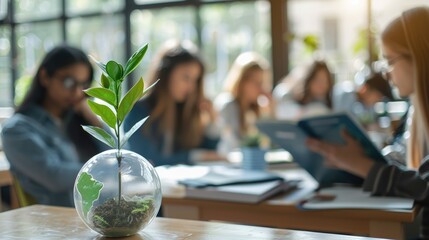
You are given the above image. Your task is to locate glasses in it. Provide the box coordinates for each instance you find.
[376,55,408,80]
[58,76,91,90]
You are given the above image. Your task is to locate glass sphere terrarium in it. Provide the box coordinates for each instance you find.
[74,150,161,237]
[74,43,162,237]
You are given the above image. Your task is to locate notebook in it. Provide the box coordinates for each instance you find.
[178,166,284,188]
[185,180,288,203]
[178,166,291,203]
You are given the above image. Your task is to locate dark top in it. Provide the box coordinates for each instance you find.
[364,157,429,238]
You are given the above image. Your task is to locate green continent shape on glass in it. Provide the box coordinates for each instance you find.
[77,172,104,217]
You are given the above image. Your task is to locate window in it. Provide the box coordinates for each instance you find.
[130,6,196,81]
[0,27,11,107]
[200,1,271,98]
[288,0,368,83]
[15,21,62,77]
[66,0,123,16]
[2,0,274,106]
[67,15,126,79]
[15,0,61,22]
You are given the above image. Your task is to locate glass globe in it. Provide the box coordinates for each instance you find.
[73,149,162,237]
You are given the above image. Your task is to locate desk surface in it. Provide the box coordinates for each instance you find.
[0,205,383,240]
[158,166,417,239]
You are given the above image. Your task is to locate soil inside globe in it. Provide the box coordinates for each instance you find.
[91,197,155,237]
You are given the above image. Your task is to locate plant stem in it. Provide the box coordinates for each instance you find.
[115,81,122,206]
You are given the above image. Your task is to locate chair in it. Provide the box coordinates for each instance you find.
[12,176,36,207]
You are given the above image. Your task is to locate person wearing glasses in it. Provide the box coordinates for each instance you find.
[307,7,429,238]
[1,45,105,207]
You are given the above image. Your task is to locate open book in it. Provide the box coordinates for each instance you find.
[257,113,388,187]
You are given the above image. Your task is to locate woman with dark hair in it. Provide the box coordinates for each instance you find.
[1,45,104,207]
[273,60,334,120]
[124,41,223,167]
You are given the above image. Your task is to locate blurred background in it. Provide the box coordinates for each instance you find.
[0,0,427,107]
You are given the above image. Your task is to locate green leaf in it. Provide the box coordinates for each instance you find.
[117,77,144,123]
[82,125,116,148]
[106,61,124,81]
[121,116,149,148]
[76,172,103,218]
[100,74,110,88]
[89,55,109,77]
[84,88,116,107]
[124,44,148,77]
[142,79,159,97]
[87,99,117,129]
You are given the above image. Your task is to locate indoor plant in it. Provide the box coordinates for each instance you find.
[73,44,162,237]
[241,132,268,171]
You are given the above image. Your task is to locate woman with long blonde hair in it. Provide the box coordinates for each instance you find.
[124,42,222,166]
[216,52,271,154]
[307,7,429,238]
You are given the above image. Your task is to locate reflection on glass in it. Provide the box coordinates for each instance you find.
[200,1,272,98]
[130,7,196,82]
[16,21,62,78]
[0,27,11,106]
[67,15,126,78]
[15,0,61,22]
[66,0,123,16]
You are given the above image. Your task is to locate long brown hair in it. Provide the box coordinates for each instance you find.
[381,7,429,168]
[143,42,205,150]
[223,52,270,135]
[282,60,334,108]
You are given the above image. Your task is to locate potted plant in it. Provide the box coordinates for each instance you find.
[241,132,268,171]
[73,43,162,237]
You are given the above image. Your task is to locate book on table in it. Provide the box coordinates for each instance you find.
[178,166,293,203]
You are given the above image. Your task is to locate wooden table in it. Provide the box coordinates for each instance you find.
[0,205,384,239]
[159,166,418,240]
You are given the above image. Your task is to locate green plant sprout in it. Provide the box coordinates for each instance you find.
[78,43,157,208]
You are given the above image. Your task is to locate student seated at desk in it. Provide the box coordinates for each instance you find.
[1,45,105,207]
[273,60,334,120]
[124,41,223,167]
[333,72,394,128]
[307,7,429,239]
[215,52,271,154]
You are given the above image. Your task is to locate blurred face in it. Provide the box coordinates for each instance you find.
[241,69,264,104]
[361,86,383,107]
[381,44,414,97]
[309,69,331,99]
[168,62,202,103]
[42,63,91,112]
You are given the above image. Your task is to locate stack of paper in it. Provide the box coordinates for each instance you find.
[179,166,288,203]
